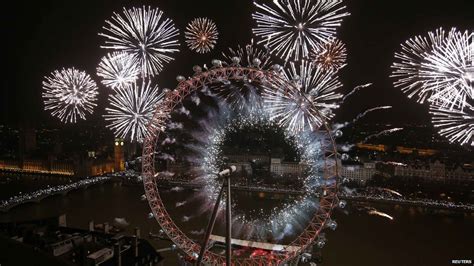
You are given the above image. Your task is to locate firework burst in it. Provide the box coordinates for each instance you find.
[97,52,140,90]
[99,6,180,77]
[391,28,473,108]
[185,18,218,54]
[422,30,473,109]
[214,41,273,112]
[392,28,473,146]
[391,28,449,103]
[104,80,164,142]
[264,60,343,132]
[42,67,98,123]
[430,101,474,146]
[252,0,349,61]
[311,39,347,72]
[170,104,331,241]
[222,40,272,69]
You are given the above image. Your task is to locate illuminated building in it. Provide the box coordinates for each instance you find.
[340,162,378,183]
[394,160,474,181]
[270,158,305,176]
[114,138,125,172]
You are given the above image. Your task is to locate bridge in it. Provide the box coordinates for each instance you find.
[156,179,474,212]
[341,195,474,213]
[209,234,300,252]
[0,176,111,212]
[156,179,303,195]
[1,188,80,212]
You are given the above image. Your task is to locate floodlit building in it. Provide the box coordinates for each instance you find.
[394,160,474,182]
[270,158,306,176]
[340,162,378,183]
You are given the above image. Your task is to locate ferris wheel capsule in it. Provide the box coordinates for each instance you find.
[211,59,222,67]
[338,200,347,209]
[272,64,283,72]
[252,58,261,67]
[193,65,202,74]
[327,220,337,230]
[231,56,241,65]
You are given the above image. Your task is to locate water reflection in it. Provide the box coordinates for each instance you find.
[0,182,473,265]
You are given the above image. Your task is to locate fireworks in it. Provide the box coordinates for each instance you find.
[185,18,218,54]
[170,104,331,241]
[311,39,347,72]
[264,60,342,132]
[368,210,394,220]
[252,0,349,61]
[363,128,404,143]
[391,28,473,109]
[215,41,275,112]
[42,67,98,123]
[99,6,180,77]
[222,40,272,69]
[97,52,140,90]
[422,30,473,109]
[381,188,403,197]
[430,101,473,146]
[392,28,473,145]
[104,80,164,142]
[391,28,449,103]
[214,81,263,114]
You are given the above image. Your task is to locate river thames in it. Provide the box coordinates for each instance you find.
[1,180,473,265]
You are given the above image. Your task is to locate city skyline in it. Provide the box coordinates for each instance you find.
[1,1,473,265]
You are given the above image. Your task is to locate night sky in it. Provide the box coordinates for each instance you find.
[3,0,474,128]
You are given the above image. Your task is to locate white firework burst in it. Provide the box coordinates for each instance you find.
[391,28,473,109]
[430,100,473,146]
[222,39,273,69]
[423,30,474,109]
[99,6,180,77]
[252,0,349,62]
[104,80,164,142]
[42,67,98,123]
[97,52,140,90]
[185,18,218,54]
[264,60,343,132]
[391,28,449,103]
[216,41,272,113]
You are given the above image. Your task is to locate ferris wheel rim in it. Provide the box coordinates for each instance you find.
[141,65,340,265]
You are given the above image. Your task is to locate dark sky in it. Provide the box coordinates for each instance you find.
[3,0,474,127]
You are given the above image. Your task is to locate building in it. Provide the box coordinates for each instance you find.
[340,162,378,183]
[395,146,438,156]
[0,159,75,176]
[0,157,116,178]
[19,125,37,158]
[114,138,125,172]
[226,154,269,164]
[270,158,306,176]
[356,143,439,156]
[0,215,163,266]
[394,160,474,182]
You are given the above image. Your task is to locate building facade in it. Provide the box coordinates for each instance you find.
[270,158,306,176]
[340,162,378,183]
[394,160,474,182]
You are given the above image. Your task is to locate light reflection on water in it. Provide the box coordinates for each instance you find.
[0,181,473,266]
